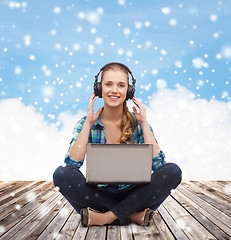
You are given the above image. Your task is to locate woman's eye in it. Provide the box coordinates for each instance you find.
[106,83,111,86]
[119,85,125,88]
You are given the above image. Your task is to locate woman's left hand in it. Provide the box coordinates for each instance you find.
[132,96,148,125]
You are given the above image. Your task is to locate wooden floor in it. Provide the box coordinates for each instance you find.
[0,181,230,240]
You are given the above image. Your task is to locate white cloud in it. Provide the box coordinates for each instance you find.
[145,86,231,180]
[0,98,86,180]
[1,88,231,181]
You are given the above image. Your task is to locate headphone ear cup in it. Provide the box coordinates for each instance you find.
[126,84,135,100]
[94,82,102,98]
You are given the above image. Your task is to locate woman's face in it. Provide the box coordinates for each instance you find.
[101,70,128,108]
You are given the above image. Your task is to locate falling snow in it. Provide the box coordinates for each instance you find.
[0,225,5,234]
[222,46,231,59]
[156,79,167,90]
[0,1,230,180]
[161,7,171,15]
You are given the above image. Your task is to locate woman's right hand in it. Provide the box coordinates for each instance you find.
[85,93,103,125]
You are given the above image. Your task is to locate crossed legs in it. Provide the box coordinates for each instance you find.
[53,162,182,225]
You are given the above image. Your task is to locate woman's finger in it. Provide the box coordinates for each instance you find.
[132,96,142,105]
[134,98,146,112]
[132,98,141,110]
[89,95,96,106]
[89,94,94,104]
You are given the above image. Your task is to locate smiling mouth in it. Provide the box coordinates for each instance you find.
[109,96,120,99]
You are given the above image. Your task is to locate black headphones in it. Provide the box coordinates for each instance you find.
[94,62,136,101]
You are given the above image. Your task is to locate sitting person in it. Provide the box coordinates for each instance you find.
[53,62,182,226]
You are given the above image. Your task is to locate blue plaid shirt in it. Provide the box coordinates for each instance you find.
[64,111,166,189]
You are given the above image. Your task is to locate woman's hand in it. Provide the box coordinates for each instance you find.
[85,93,103,125]
[132,96,148,125]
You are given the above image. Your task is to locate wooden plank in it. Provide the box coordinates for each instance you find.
[85,225,107,240]
[214,181,231,198]
[0,181,24,190]
[0,182,54,233]
[107,225,120,240]
[0,181,33,201]
[158,205,188,240]
[216,180,231,188]
[172,188,231,239]
[178,184,231,232]
[0,181,38,202]
[13,193,61,240]
[56,211,81,240]
[163,196,216,239]
[199,181,231,202]
[120,224,133,240]
[0,190,60,239]
[176,185,231,237]
[21,196,67,240]
[152,211,175,240]
[72,218,88,240]
[0,181,230,239]
[0,181,18,191]
[36,202,73,240]
[130,219,160,240]
[182,181,231,217]
[0,181,50,220]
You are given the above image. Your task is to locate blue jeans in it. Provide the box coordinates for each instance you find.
[53,162,182,224]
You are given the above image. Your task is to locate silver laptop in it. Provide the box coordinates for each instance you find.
[86,144,153,184]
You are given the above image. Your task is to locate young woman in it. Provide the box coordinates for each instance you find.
[53,62,182,227]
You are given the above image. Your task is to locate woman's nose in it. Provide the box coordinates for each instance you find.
[111,85,118,92]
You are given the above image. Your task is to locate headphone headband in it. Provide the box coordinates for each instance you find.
[95,62,136,86]
[100,62,132,74]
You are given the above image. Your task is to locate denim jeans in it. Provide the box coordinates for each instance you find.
[53,162,182,224]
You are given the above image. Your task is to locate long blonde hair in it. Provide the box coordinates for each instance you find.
[101,63,136,143]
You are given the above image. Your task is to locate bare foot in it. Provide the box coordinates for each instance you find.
[128,210,145,225]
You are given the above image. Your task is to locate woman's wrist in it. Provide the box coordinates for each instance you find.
[140,120,149,128]
[84,120,93,128]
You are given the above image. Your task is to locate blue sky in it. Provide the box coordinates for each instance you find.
[0,0,231,127]
[1,0,231,180]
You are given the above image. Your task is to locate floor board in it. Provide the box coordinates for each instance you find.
[0,181,230,240]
